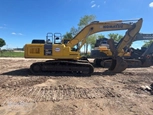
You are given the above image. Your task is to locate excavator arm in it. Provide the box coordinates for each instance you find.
[130,33,153,59]
[107,18,143,72]
[108,18,143,56]
[66,19,143,52]
[134,33,153,41]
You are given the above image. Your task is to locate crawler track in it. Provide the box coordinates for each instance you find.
[94,58,151,68]
[30,60,94,76]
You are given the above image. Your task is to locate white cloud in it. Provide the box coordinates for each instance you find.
[12,32,16,35]
[0,26,3,29]
[149,2,153,8]
[97,5,100,8]
[11,32,23,35]
[18,33,23,35]
[91,1,95,4]
[104,1,106,4]
[91,4,96,8]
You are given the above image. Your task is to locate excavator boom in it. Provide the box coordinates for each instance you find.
[66,19,142,51]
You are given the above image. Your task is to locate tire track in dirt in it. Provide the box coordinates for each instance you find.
[0,76,10,87]
[0,85,117,105]
[1,77,48,88]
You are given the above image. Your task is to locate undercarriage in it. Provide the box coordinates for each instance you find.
[30,60,94,76]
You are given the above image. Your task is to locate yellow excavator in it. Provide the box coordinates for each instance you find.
[91,33,153,67]
[24,18,143,75]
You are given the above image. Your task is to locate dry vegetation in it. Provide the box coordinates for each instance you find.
[0,58,153,115]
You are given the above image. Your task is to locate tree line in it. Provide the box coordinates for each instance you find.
[0,38,6,50]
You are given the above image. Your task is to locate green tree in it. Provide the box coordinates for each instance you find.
[63,32,73,39]
[108,33,123,42]
[70,26,79,37]
[77,15,96,53]
[142,40,153,48]
[78,15,96,29]
[0,38,6,50]
[62,32,73,44]
[62,15,96,53]
[97,34,105,39]
[62,27,79,45]
[88,34,97,49]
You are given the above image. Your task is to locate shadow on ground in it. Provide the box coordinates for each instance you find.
[1,68,31,76]
[92,70,116,76]
[1,68,91,77]
[0,68,118,77]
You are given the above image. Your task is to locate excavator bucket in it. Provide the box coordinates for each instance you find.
[107,38,127,72]
[109,56,127,73]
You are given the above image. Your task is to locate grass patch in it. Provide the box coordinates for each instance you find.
[0,51,24,57]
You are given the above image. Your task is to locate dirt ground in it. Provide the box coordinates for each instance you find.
[0,58,153,115]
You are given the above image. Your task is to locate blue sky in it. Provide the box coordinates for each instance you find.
[0,0,153,49]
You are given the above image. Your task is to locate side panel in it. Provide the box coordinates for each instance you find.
[24,43,81,60]
[24,44,44,58]
[52,44,81,59]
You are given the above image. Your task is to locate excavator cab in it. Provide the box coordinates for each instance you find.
[43,33,63,55]
[46,33,62,44]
